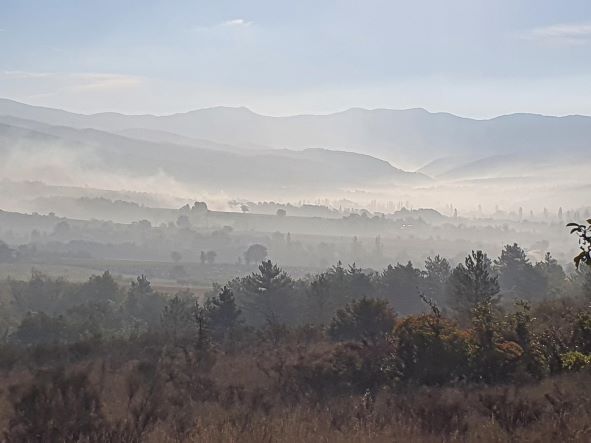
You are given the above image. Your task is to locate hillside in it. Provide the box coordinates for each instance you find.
[1,99,590,168]
[0,117,427,195]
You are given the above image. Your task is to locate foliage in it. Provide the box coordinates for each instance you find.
[571,311,591,354]
[561,351,591,371]
[567,219,591,268]
[423,255,451,303]
[204,286,243,342]
[328,297,396,343]
[75,271,121,304]
[243,244,268,265]
[467,301,521,383]
[5,369,106,442]
[9,270,74,315]
[161,294,196,342]
[124,275,167,329]
[3,254,591,441]
[447,250,500,321]
[505,300,549,380]
[535,252,567,298]
[394,314,470,384]
[11,312,72,345]
[236,260,295,326]
[307,273,333,324]
[379,261,423,314]
[495,243,545,300]
[305,262,375,324]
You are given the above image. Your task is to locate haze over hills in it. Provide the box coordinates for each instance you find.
[0,112,427,200]
[1,98,591,215]
[1,98,590,169]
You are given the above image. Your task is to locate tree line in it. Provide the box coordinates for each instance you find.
[1,229,591,440]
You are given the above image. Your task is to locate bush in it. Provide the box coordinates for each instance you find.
[328,297,396,343]
[479,389,545,434]
[5,369,107,442]
[467,302,526,383]
[394,314,470,384]
[11,312,70,345]
[561,351,591,371]
[282,341,395,401]
[469,338,524,383]
[572,311,591,354]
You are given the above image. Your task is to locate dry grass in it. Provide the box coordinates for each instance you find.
[1,341,591,442]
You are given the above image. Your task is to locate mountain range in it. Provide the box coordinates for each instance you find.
[1,98,590,169]
[0,106,426,196]
[0,98,590,197]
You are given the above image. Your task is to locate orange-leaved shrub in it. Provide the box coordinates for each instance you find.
[394,313,470,385]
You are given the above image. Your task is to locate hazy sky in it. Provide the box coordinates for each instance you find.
[2,0,591,117]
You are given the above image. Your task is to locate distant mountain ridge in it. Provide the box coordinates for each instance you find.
[0,115,428,195]
[1,98,590,168]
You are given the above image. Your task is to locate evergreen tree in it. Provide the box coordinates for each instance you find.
[241,260,295,325]
[328,297,396,343]
[161,295,195,342]
[77,271,121,304]
[379,261,423,314]
[204,286,243,341]
[124,275,167,328]
[347,263,375,301]
[534,252,566,298]
[447,250,500,320]
[307,273,332,324]
[423,255,451,303]
[495,243,545,300]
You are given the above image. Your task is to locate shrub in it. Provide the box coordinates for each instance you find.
[467,302,525,383]
[328,297,396,343]
[479,389,545,434]
[394,389,469,436]
[5,369,106,442]
[394,314,470,384]
[572,311,591,353]
[282,341,394,401]
[11,312,70,345]
[469,338,524,383]
[506,301,549,380]
[561,351,591,371]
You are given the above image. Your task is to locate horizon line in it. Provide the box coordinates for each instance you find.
[1,96,590,121]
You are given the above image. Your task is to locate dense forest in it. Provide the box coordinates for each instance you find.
[0,222,591,441]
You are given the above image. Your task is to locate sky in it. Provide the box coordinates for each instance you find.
[1,0,591,117]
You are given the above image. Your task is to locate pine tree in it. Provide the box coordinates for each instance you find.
[495,243,544,300]
[241,260,295,325]
[423,255,451,303]
[379,261,423,314]
[447,250,500,320]
[534,252,566,298]
[204,286,243,341]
